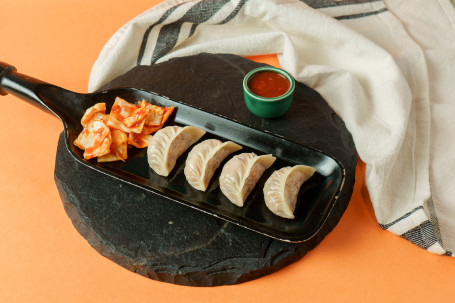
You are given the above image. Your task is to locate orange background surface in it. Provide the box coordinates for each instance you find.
[1,1,454,302]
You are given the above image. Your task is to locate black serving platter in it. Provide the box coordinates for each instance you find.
[82,89,345,243]
[0,62,344,243]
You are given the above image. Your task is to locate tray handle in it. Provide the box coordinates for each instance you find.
[0,62,17,96]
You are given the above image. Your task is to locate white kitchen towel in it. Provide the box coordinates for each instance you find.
[88,0,455,255]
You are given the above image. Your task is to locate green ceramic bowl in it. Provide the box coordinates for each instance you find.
[243,66,295,118]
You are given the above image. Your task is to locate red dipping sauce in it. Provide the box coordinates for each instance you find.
[247,71,290,98]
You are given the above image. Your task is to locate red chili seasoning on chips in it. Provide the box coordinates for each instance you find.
[247,71,290,98]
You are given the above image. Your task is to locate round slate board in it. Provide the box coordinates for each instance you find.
[54,53,357,286]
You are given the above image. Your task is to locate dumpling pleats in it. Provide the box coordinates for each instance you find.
[219,153,276,207]
[263,165,316,219]
[185,139,242,191]
[147,126,206,176]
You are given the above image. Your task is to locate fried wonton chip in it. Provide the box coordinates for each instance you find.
[74,120,111,159]
[75,97,174,162]
[107,97,149,133]
[122,107,150,132]
[98,129,128,162]
[81,103,107,128]
[139,100,165,126]
[141,105,174,135]
[128,132,152,148]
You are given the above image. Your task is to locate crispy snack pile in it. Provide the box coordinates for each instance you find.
[74,97,174,162]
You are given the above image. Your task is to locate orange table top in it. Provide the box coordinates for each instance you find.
[1,1,454,302]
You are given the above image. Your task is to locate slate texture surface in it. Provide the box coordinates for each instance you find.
[54,54,357,286]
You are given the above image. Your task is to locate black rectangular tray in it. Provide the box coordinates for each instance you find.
[72,89,345,243]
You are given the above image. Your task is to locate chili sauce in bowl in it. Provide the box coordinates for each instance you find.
[243,67,295,118]
[247,71,290,98]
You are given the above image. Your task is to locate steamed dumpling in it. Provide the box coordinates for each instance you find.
[147,126,205,176]
[219,153,276,207]
[263,165,316,219]
[184,139,242,191]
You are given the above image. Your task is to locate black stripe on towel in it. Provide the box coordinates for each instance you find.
[188,0,247,37]
[379,206,423,230]
[379,206,451,254]
[137,3,185,65]
[335,7,388,20]
[400,220,438,250]
[147,0,247,65]
[218,0,248,24]
[301,0,382,9]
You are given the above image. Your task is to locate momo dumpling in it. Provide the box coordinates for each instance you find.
[263,165,316,219]
[184,139,242,191]
[219,153,276,207]
[147,126,205,176]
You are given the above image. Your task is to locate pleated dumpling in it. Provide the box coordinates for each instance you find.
[219,153,276,207]
[263,165,316,219]
[147,126,205,176]
[184,139,242,191]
